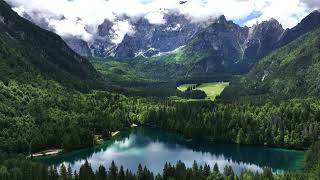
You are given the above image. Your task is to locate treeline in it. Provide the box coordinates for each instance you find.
[1,141,320,180]
[0,79,157,154]
[143,98,320,149]
[2,77,320,155]
[179,90,207,99]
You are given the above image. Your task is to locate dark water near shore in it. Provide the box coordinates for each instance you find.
[38,127,304,175]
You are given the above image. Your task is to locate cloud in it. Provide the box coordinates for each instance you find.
[5,0,317,42]
[245,0,310,28]
[112,20,136,44]
[145,11,166,25]
[301,0,320,10]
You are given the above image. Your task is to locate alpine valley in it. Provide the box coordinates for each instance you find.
[0,0,320,180]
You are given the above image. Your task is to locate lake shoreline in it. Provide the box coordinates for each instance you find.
[143,124,308,151]
[34,125,306,161]
[36,126,305,175]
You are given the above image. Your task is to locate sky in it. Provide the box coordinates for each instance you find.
[5,0,320,42]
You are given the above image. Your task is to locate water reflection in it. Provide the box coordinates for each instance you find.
[38,127,304,175]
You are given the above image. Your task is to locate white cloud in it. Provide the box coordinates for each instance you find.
[111,20,136,43]
[5,0,317,42]
[145,11,166,25]
[245,0,310,28]
[301,0,320,10]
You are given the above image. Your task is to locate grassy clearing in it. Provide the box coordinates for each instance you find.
[177,82,229,101]
[177,84,196,92]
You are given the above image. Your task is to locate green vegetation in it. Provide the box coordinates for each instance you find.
[91,50,232,87]
[0,0,153,154]
[222,28,320,99]
[177,84,196,92]
[0,0,102,91]
[144,98,320,149]
[91,58,160,85]
[177,82,229,100]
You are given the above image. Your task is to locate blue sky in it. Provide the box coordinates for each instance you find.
[139,0,154,4]
[234,11,263,27]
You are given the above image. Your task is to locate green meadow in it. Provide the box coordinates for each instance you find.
[177,82,229,101]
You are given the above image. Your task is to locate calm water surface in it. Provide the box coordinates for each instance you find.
[38,127,304,175]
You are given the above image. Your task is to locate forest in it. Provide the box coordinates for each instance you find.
[144,97,320,149]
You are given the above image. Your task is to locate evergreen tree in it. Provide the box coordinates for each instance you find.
[213,163,219,173]
[96,165,107,180]
[223,166,235,180]
[109,161,118,180]
[118,166,125,180]
[60,164,68,180]
[79,160,94,180]
[66,165,73,180]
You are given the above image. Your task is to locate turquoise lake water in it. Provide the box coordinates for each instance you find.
[38,127,305,175]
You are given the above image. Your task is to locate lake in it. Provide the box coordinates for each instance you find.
[38,127,305,175]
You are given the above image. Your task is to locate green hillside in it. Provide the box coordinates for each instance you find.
[0,0,102,90]
[0,0,149,154]
[222,28,320,99]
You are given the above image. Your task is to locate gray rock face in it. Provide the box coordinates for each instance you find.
[64,37,92,57]
[114,12,206,59]
[186,17,283,60]
[18,8,320,73]
[277,10,320,47]
[58,11,207,59]
[186,11,320,75]
[89,19,118,57]
[187,16,249,61]
[185,16,285,74]
[244,18,284,61]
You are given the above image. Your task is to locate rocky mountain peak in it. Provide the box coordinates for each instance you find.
[113,11,211,59]
[217,15,228,24]
[277,10,320,47]
[98,19,114,37]
[244,18,284,61]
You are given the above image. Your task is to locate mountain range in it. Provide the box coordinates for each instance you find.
[67,10,320,63]
[19,8,320,78]
[3,0,320,93]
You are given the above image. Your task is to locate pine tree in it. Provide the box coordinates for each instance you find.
[79,160,94,180]
[60,164,68,180]
[109,161,118,180]
[67,165,73,180]
[204,163,211,178]
[118,166,125,180]
[213,163,219,173]
[48,167,59,180]
[137,164,144,180]
[96,165,107,180]
[223,166,235,180]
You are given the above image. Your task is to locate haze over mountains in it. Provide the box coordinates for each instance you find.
[14,9,320,63]
[2,0,320,83]
[6,0,320,60]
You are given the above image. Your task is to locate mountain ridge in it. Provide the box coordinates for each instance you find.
[6,2,320,82]
[221,28,320,99]
[0,0,101,90]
